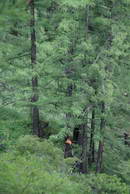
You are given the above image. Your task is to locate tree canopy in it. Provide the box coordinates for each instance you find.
[0,0,130,193]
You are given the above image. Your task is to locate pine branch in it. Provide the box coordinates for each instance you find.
[8,52,30,61]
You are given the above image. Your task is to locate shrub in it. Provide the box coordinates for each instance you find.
[118,160,130,185]
[86,174,129,194]
[0,136,128,194]
[0,141,91,194]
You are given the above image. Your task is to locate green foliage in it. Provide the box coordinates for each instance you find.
[0,154,90,194]
[86,174,130,194]
[0,107,30,149]
[0,0,130,192]
[60,0,95,8]
[15,135,64,169]
[1,136,129,194]
[70,173,130,194]
[118,160,130,184]
[0,135,92,194]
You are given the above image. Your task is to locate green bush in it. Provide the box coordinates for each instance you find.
[82,173,129,194]
[0,135,91,194]
[89,174,129,193]
[0,153,91,194]
[118,160,130,185]
[15,135,65,169]
[0,136,129,194]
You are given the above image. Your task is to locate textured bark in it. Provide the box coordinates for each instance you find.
[80,6,90,174]
[89,108,95,165]
[96,140,104,173]
[81,124,88,173]
[30,0,40,136]
[96,102,105,173]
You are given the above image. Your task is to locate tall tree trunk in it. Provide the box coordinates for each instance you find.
[65,44,75,131]
[96,102,105,173]
[80,5,90,174]
[30,0,40,136]
[81,123,89,173]
[89,107,95,165]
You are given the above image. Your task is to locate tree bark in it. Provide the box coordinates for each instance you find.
[81,124,89,173]
[30,0,40,136]
[80,5,90,174]
[96,140,104,173]
[96,102,105,173]
[89,107,95,165]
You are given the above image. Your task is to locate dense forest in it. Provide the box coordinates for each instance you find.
[0,0,130,193]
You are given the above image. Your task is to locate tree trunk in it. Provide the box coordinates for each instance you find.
[81,124,89,173]
[96,140,104,173]
[30,0,40,136]
[89,107,95,165]
[124,133,129,145]
[73,125,85,145]
[96,102,105,173]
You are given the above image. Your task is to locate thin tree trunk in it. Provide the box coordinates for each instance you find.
[30,0,40,136]
[80,5,90,174]
[124,133,129,145]
[89,107,95,165]
[96,140,104,173]
[81,123,89,173]
[96,102,105,173]
[65,44,74,131]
